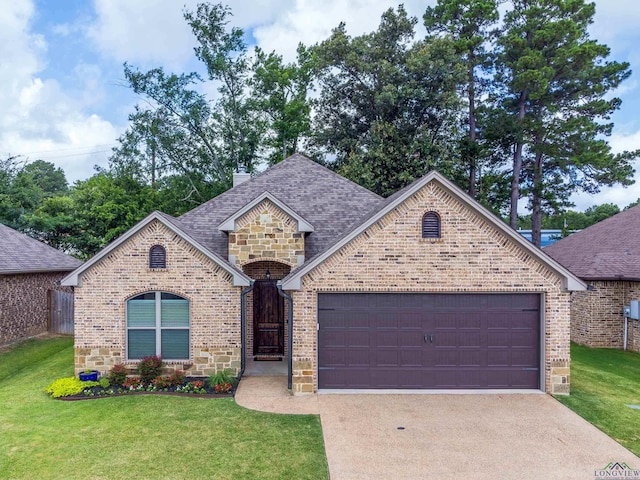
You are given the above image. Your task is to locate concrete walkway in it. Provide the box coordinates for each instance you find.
[235,376,640,479]
[235,376,319,414]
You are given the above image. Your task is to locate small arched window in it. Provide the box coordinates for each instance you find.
[149,245,166,269]
[422,212,441,239]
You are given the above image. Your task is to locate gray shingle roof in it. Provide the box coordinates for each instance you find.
[178,153,383,260]
[544,204,640,281]
[0,223,82,274]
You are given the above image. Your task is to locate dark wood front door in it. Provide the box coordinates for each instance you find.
[253,280,284,355]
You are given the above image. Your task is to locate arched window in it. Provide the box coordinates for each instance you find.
[149,245,166,269]
[422,212,441,239]
[127,292,189,360]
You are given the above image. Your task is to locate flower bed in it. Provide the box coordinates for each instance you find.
[45,356,238,401]
[55,377,237,401]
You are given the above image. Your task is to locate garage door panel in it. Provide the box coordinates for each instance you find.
[400,349,422,366]
[376,349,400,366]
[457,332,482,348]
[347,349,370,366]
[487,350,510,366]
[376,330,399,347]
[487,331,511,347]
[318,293,540,390]
[458,350,482,367]
[348,331,370,347]
[458,314,482,329]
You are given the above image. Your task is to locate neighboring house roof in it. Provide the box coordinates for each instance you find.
[544,204,640,281]
[179,153,383,261]
[60,211,251,287]
[281,170,586,291]
[0,222,82,274]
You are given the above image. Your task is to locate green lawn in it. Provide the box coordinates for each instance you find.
[557,342,640,456]
[0,337,328,480]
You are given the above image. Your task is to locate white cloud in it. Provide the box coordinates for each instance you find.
[252,0,431,61]
[0,0,123,183]
[87,0,200,70]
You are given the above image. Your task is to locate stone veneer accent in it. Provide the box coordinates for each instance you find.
[290,182,571,395]
[228,200,304,268]
[73,220,241,376]
[0,272,71,346]
[570,281,640,350]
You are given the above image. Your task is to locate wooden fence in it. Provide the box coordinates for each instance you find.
[48,290,74,335]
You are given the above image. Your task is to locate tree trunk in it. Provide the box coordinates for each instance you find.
[468,64,477,198]
[509,91,528,229]
[531,135,544,248]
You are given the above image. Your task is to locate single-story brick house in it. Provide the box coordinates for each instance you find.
[62,154,584,394]
[0,223,82,346]
[545,205,640,350]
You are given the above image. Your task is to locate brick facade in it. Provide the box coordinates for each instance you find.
[0,272,70,346]
[570,281,640,350]
[228,200,304,268]
[73,220,241,376]
[73,180,573,395]
[290,183,571,394]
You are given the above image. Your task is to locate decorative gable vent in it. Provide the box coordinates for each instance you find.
[422,212,441,239]
[149,245,166,269]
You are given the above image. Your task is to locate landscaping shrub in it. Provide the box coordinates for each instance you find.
[98,377,110,389]
[136,355,163,384]
[45,377,98,398]
[123,377,142,390]
[168,370,186,386]
[207,369,234,390]
[107,364,128,386]
[151,376,170,389]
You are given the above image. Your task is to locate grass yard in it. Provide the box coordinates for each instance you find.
[557,342,640,456]
[0,337,328,480]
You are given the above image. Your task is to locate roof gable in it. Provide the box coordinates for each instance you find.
[545,204,640,281]
[0,223,82,274]
[60,211,250,287]
[218,191,314,233]
[179,153,382,261]
[281,171,586,291]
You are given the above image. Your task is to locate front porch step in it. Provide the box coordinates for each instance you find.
[253,355,283,362]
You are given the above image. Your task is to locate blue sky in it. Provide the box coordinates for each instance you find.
[2,0,640,212]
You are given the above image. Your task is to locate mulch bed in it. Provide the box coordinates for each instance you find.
[57,377,237,401]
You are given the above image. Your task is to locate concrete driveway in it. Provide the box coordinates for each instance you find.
[318,393,640,480]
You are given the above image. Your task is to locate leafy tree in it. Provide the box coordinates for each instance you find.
[496,0,636,246]
[424,0,500,198]
[111,2,263,211]
[0,158,68,230]
[250,45,313,165]
[518,202,620,234]
[312,6,465,197]
[25,172,155,259]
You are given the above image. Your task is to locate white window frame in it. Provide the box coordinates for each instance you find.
[126,291,190,361]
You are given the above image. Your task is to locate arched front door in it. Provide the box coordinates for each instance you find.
[253,279,284,356]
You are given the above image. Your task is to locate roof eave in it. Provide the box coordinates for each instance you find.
[217,191,314,233]
[60,211,250,287]
[1,267,79,276]
[282,171,587,292]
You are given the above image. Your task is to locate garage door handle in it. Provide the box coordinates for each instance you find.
[424,334,434,343]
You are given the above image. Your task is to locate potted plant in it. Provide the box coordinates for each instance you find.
[79,369,99,382]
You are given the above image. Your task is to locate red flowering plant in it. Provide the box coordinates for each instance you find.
[123,377,142,390]
[214,382,232,393]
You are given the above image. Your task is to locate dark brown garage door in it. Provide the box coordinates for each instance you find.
[318,293,540,389]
